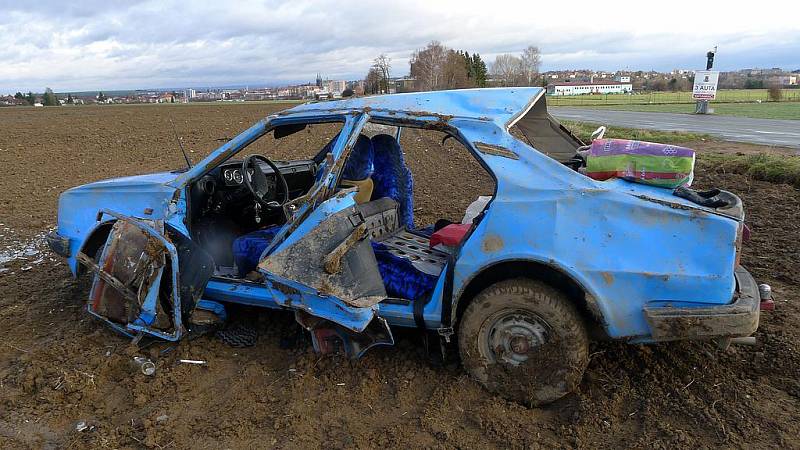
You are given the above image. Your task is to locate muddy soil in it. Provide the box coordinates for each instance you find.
[1,104,798,449]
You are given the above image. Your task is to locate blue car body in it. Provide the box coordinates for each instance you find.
[49,87,760,353]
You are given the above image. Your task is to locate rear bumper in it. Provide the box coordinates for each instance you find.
[643,266,760,341]
[46,231,71,257]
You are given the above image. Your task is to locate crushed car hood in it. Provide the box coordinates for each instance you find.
[58,171,182,236]
[67,170,181,191]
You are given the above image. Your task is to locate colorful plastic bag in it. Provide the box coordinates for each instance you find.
[585,139,695,188]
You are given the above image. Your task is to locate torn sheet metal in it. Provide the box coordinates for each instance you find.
[79,211,213,341]
[295,310,394,359]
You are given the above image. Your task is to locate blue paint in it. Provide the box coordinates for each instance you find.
[133,267,164,326]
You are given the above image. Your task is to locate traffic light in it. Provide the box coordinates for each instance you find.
[706,51,715,70]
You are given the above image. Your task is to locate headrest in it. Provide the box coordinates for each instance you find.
[370,134,403,160]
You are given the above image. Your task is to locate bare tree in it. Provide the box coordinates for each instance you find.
[520,45,541,85]
[373,54,392,93]
[364,67,382,95]
[768,84,783,101]
[491,54,524,86]
[410,41,448,91]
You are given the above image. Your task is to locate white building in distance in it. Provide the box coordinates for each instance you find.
[326,80,346,94]
[546,81,633,96]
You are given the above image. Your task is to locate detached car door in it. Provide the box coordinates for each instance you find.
[78,210,214,341]
[255,191,394,358]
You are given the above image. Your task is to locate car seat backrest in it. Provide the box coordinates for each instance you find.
[370,134,414,229]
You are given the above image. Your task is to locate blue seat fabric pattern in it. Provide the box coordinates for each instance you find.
[370,134,414,229]
[371,242,437,301]
[232,225,281,276]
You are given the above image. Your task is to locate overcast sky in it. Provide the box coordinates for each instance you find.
[1,0,799,93]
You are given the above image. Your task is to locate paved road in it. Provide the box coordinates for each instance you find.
[550,107,800,149]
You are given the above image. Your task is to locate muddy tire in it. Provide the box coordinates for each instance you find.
[458,278,589,406]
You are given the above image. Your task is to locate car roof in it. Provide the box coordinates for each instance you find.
[279,87,545,127]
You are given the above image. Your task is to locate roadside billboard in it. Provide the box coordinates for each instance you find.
[692,70,719,100]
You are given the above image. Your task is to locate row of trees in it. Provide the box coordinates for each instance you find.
[409,42,488,91]
[12,88,60,106]
[490,46,542,87]
[10,90,108,106]
[363,42,542,94]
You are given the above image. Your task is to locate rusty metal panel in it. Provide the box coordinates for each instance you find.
[79,211,204,342]
[260,199,386,309]
[87,220,170,329]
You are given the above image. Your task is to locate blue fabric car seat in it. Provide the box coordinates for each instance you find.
[232,225,281,276]
[371,241,437,301]
[231,135,375,277]
[370,134,414,229]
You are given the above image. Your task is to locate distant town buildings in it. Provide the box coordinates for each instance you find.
[0,95,27,106]
[2,67,797,107]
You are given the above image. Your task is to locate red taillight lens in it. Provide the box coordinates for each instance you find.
[742,223,751,242]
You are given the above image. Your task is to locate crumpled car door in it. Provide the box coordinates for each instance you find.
[257,194,394,357]
[77,210,213,341]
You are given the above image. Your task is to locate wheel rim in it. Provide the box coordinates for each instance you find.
[484,311,551,366]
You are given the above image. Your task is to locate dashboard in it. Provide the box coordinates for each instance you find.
[188,158,317,266]
[222,166,246,186]
[209,161,316,191]
[191,158,317,216]
[220,166,274,188]
[216,159,315,188]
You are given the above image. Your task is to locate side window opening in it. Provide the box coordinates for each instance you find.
[399,127,495,228]
[191,121,345,275]
[338,122,496,231]
[334,121,496,305]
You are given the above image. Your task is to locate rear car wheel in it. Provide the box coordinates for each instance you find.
[458,278,589,406]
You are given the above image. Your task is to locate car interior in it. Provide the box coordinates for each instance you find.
[187,122,479,305]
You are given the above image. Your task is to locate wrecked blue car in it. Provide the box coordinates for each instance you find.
[48,88,768,405]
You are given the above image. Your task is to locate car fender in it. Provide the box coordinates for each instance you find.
[67,218,116,275]
[452,252,611,332]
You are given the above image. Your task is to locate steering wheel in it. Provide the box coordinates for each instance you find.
[242,155,289,209]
